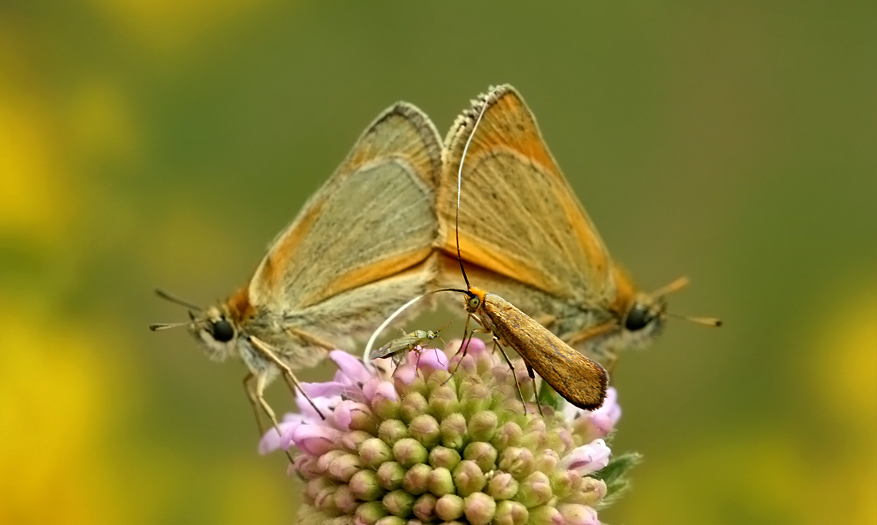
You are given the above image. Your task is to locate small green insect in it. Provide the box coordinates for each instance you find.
[370,328,441,363]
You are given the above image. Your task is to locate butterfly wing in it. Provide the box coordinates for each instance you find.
[438,86,618,326]
[246,103,443,364]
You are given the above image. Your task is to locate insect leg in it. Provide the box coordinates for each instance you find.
[242,372,267,436]
[248,335,325,420]
[523,362,544,416]
[245,371,293,463]
[444,314,476,383]
[490,337,529,413]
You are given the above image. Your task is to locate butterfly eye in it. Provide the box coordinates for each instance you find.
[624,304,654,331]
[211,319,235,342]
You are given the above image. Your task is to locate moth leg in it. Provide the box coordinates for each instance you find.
[442,328,490,385]
[491,337,529,413]
[248,336,325,420]
[444,314,485,384]
[245,371,294,463]
[524,362,544,417]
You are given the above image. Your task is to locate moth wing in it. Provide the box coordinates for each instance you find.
[484,293,608,410]
[250,103,442,320]
[438,85,613,303]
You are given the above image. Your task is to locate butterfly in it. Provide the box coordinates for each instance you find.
[152,102,444,430]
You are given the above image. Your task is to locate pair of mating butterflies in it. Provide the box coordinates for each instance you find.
[153,85,713,426]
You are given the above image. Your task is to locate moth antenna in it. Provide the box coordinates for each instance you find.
[362,288,468,366]
[455,90,495,291]
[650,276,690,298]
[149,321,191,331]
[668,312,723,327]
[154,289,203,311]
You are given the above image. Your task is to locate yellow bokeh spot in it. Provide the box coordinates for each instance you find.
[68,78,139,164]
[810,282,877,418]
[0,306,124,524]
[806,279,877,525]
[89,0,271,54]
[0,99,70,242]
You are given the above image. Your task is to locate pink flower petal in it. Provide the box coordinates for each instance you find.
[446,337,487,357]
[294,389,340,420]
[557,504,600,525]
[589,388,621,435]
[330,350,371,383]
[562,439,611,475]
[394,363,418,385]
[258,415,302,454]
[415,346,449,372]
[373,380,398,402]
[289,424,343,456]
[333,399,359,429]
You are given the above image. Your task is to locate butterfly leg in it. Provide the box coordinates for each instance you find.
[244,371,294,463]
[242,372,267,436]
[603,352,618,376]
[248,335,325,420]
[489,336,529,413]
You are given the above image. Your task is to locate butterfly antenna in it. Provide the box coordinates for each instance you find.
[149,321,191,331]
[650,276,690,298]
[650,277,722,326]
[455,91,494,290]
[154,289,203,311]
[667,312,723,327]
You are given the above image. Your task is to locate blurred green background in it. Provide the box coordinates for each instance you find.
[1,1,874,523]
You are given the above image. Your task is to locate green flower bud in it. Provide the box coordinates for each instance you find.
[452,460,486,496]
[359,438,393,469]
[428,446,461,470]
[518,471,552,507]
[401,463,432,495]
[467,410,499,442]
[381,489,415,517]
[339,429,373,453]
[399,391,429,423]
[494,500,529,525]
[377,419,408,446]
[463,491,497,525]
[408,414,441,448]
[440,412,468,449]
[375,461,405,491]
[463,441,498,472]
[354,500,387,524]
[349,469,383,501]
[392,437,427,468]
[435,494,465,521]
[327,452,362,482]
[412,493,437,521]
[486,471,519,501]
[427,467,454,496]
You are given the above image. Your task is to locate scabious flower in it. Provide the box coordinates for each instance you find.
[261,339,639,525]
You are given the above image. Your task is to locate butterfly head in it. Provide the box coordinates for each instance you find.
[150,289,246,362]
[619,292,668,347]
[187,305,240,362]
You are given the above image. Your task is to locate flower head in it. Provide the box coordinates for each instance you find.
[261,340,637,524]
